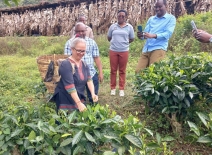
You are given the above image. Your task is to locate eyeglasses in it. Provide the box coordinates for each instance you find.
[73,47,85,53]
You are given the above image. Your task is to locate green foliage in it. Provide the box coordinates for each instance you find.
[0,37,67,56]
[169,12,212,53]
[3,0,20,6]
[134,53,212,127]
[0,103,169,154]
[188,112,212,145]
[0,0,58,8]
[129,37,144,57]
[95,35,110,57]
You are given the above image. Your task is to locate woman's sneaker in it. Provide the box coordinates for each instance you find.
[111,89,116,95]
[119,90,124,97]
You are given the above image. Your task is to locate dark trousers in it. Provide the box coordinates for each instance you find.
[86,73,99,103]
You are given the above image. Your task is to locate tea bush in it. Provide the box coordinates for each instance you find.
[0,103,171,154]
[188,112,212,145]
[134,53,212,134]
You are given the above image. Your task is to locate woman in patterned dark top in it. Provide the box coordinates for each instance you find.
[52,37,98,112]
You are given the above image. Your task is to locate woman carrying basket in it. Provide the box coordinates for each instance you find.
[51,37,98,112]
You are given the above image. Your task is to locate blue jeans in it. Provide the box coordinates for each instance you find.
[86,73,99,103]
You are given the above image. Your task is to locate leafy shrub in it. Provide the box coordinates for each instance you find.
[188,112,212,144]
[0,103,173,154]
[134,53,212,134]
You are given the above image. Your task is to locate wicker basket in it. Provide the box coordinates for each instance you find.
[36,54,69,93]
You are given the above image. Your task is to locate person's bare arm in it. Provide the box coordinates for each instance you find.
[107,36,112,42]
[94,57,103,83]
[143,32,157,39]
[87,80,98,102]
[193,29,212,43]
[70,92,87,112]
[129,38,134,43]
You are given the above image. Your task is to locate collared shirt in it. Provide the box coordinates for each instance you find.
[107,23,135,52]
[142,13,176,52]
[64,37,99,78]
[70,25,94,39]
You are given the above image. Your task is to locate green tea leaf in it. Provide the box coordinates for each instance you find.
[146,142,160,149]
[73,145,82,155]
[162,136,175,142]
[162,107,168,113]
[156,132,161,145]
[124,134,142,148]
[61,133,72,137]
[184,98,190,107]
[197,136,212,143]
[28,131,36,141]
[72,130,83,146]
[11,129,23,137]
[189,92,194,99]
[3,128,10,135]
[53,134,60,143]
[36,136,43,142]
[118,146,125,155]
[187,121,200,136]
[178,91,185,101]
[72,123,88,127]
[85,132,96,144]
[60,138,72,147]
[163,86,168,93]
[85,142,93,155]
[144,128,153,136]
[49,126,56,133]
[196,112,209,128]
[103,151,116,155]
[174,85,182,91]
[93,130,101,139]
[67,110,77,123]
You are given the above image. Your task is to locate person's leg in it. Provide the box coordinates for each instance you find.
[118,51,129,90]
[135,52,150,73]
[86,73,99,104]
[109,50,119,90]
[149,49,166,65]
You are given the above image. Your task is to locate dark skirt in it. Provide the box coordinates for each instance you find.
[52,90,86,113]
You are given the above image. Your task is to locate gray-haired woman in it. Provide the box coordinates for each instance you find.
[51,37,98,112]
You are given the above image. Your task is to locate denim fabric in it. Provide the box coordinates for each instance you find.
[86,73,99,103]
